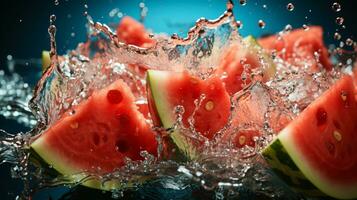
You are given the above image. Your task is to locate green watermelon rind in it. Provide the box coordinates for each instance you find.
[243,36,276,80]
[31,136,149,190]
[147,70,199,161]
[263,127,357,199]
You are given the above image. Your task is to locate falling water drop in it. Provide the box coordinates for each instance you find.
[331,2,341,12]
[286,3,294,11]
[334,32,341,40]
[258,20,265,28]
[50,14,56,23]
[346,38,354,46]
[335,17,344,25]
[239,0,247,6]
[302,24,309,31]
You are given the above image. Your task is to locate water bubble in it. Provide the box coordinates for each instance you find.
[117,12,123,18]
[70,32,75,37]
[346,38,353,46]
[335,17,344,25]
[19,19,23,23]
[84,4,88,9]
[239,0,247,6]
[286,3,294,11]
[54,0,59,6]
[262,4,267,9]
[83,11,88,17]
[258,20,265,28]
[50,14,56,23]
[109,8,119,18]
[334,32,341,40]
[331,2,341,12]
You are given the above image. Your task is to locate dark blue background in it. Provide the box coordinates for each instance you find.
[0,0,356,199]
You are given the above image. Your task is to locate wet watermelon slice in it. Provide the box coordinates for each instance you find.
[31,80,158,190]
[262,75,357,199]
[147,70,231,160]
[258,26,332,71]
[216,36,276,95]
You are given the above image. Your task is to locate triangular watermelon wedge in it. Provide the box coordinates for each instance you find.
[147,70,231,160]
[31,80,158,190]
[262,75,357,199]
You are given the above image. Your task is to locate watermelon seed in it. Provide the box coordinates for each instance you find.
[325,141,335,155]
[116,140,129,153]
[238,135,246,145]
[340,91,349,107]
[205,101,215,111]
[107,89,123,104]
[93,133,100,146]
[333,130,342,142]
[316,107,327,126]
[70,122,78,129]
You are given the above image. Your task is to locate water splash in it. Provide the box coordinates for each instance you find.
[0,0,356,199]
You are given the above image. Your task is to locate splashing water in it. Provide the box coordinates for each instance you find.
[0,1,356,199]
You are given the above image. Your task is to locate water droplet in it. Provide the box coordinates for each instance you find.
[6,55,13,61]
[70,32,75,37]
[284,24,292,32]
[19,19,23,23]
[262,4,267,9]
[50,14,56,23]
[331,2,341,12]
[139,2,145,8]
[346,38,354,46]
[316,107,328,126]
[334,32,341,40]
[258,20,265,28]
[239,0,247,6]
[54,0,59,6]
[335,17,344,25]
[333,130,342,142]
[339,41,344,48]
[286,3,294,11]
[236,20,243,29]
[83,11,88,16]
[302,24,309,31]
[205,101,215,111]
[107,90,123,104]
[84,4,88,9]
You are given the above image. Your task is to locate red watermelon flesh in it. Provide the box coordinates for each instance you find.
[215,36,276,96]
[148,70,231,140]
[147,70,231,159]
[117,16,155,48]
[271,75,357,198]
[31,80,158,176]
[258,26,332,71]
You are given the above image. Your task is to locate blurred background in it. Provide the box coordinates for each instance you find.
[0,0,356,199]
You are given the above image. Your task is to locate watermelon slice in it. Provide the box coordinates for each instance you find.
[216,36,276,95]
[258,26,332,71]
[116,16,155,48]
[147,70,231,160]
[262,75,357,199]
[30,80,158,190]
